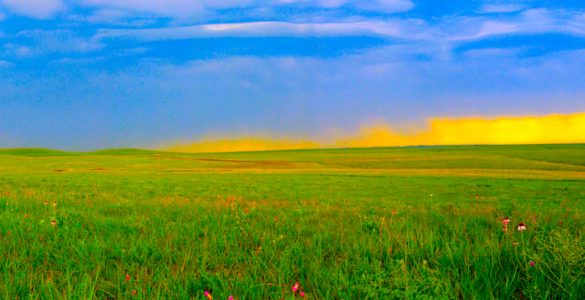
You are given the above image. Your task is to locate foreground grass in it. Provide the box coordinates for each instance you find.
[0,145,584,299]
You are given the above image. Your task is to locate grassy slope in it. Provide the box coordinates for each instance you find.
[0,145,583,298]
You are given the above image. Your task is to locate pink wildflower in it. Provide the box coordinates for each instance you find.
[228,296,234,300]
[503,217,510,225]
[204,290,213,300]
[300,291,306,297]
[517,222,527,231]
[292,282,300,293]
[530,261,535,267]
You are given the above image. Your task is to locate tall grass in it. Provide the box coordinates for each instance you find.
[0,146,584,298]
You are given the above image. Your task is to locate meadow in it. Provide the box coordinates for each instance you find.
[0,144,584,299]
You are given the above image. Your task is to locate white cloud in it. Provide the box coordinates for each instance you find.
[66,9,156,26]
[480,4,525,14]
[1,0,65,19]
[282,0,413,12]
[462,47,525,59]
[93,8,585,45]
[81,0,206,19]
[449,9,585,41]
[80,0,413,19]
[4,44,34,57]
[96,19,430,41]
[6,30,103,57]
[354,0,414,13]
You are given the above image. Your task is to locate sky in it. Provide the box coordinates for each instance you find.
[0,0,584,151]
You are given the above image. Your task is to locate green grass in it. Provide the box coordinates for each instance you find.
[0,144,584,299]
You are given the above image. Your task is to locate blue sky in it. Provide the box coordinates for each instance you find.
[1,0,584,150]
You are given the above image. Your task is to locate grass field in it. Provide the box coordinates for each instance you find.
[1,144,584,299]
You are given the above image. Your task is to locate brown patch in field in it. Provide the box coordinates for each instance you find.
[90,168,106,171]
[54,169,72,172]
[198,158,248,163]
[160,196,191,207]
[200,158,295,169]
[153,155,198,161]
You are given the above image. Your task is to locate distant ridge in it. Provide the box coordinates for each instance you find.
[0,148,74,156]
[88,148,162,155]
[0,148,161,157]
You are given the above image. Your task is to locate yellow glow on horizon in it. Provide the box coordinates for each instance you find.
[338,112,585,147]
[166,112,585,153]
[168,137,320,153]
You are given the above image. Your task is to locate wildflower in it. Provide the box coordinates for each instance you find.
[204,290,213,300]
[517,222,527,231]
[125,274,131,283]
[292,282,300,293]
[50,219,57,227]
[501,217,510,232]
[512,242,519,247]
[132,290,137,296]
[44,200,48,206]
[300,291,306,297]
[228,296,234,300]
[529,261,535,267]
[52,201,57,208]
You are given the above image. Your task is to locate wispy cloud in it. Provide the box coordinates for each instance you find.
[5,30,103,58]
[479,4,525,14]
[79,0,413,19]
[449,9,585,41]
[96,19,430,41]
[1,0,64,19]
[461,47,526,59]
[0,59,12,67]
[89,8,585,45]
